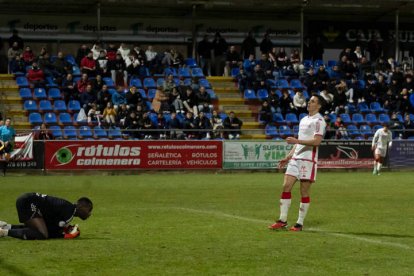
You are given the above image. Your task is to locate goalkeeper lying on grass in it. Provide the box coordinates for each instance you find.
[0,192,92,240]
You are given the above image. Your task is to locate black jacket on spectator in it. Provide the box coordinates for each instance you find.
[126,90,144,107]
[197,39,212,59]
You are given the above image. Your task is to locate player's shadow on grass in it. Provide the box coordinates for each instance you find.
[341,231,414,239]
[0,258,32,276]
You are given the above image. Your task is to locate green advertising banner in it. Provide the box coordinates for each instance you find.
[223,141,293,169]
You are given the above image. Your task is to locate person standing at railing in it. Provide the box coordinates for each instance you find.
[0,118,16,176]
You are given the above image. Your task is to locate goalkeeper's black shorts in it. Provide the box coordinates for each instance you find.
[16,193,42,223]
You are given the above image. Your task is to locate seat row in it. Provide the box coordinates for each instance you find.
[35,125,123,139]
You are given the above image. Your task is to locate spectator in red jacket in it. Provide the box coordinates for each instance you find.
[76,73,89,94]
[27,62,45,87]
[22,46,34,65]
[80,51,96,77]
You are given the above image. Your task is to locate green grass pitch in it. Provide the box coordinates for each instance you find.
[0,171,413,275]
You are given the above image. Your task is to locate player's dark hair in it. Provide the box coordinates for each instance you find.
[77,197,93,210]
[314,94,327,114]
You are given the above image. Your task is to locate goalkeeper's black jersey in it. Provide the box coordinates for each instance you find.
[24,192,76,228]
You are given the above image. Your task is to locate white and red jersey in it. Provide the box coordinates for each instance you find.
[292,113,326,162]
[372,128,392,150]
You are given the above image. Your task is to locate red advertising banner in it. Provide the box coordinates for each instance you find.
[45,140,222,170]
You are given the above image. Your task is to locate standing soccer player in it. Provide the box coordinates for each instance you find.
[269,95,326,231]
[0,192,93,240]
[371,123,392,175]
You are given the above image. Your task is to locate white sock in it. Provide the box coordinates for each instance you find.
[373,161,377,171]
[377,163,382,172]
[297,202,310,225]
[279,199,291,222]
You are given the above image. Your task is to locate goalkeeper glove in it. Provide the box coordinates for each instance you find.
[64,224,80,239]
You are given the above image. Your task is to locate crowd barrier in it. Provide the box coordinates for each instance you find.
[8,139,414,171]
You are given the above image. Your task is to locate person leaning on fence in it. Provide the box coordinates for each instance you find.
[223,111,243,140]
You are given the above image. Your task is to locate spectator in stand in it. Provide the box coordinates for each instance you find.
[170,87,184,114]
[183,111,196,139]
[382,88,399,114]
[280,90,293,115]
[323,113,334,140]
[303,36,312,61]
[34,123,54,140]
[62,73,77,103]
[391,66,404,86]
[258,53,273,76]
[194,111,212,139]
[364,77,380,104]
[267,89,281,113]
[402,74,414,93]
[76,44,90,64]
[197,35,213,76]
[342,58,358,80]
[152,86,170,113]
[157,113,168,139]
[141,112,155,140]
[22,46,35,65]
[332,82,349,114]
[37,47,48,61]
[117,104,129,125]
[252,64,265,91]
[133,45,147,66]
[311,36,324,61]
[335,122,348,140]
[76,73,89,94]
[399,89,411,115]
[8,30,24,50]
[38,52,57,79]
[241,31,258,59]
[168,112,183,139]
[102,102,117,127]
[376,75,389,100]
[375,57,391,79]
[293,91,307,115]
[315,65,330,91]
[404,114,414,138]
[87,103,100,125]
[368,36,382,62]
[171,48,184,68]
[7,42,21,73]
[96,50,109,77]
[260,33,273,54]
[27,61,45,87]
[97,84,111,111]
[182,86,198,115]
[161,49,174,67]
[358,57,372,79]
[106,43,117,62]
[354,46,364,63]
[303,68,317,92]
[276,47,289,69]
[80,84,97,113]
[112,87,127,110]
[125,54,141,78]
[259,101,272,124]
[224,45,242,77]
[110,53,127,87]
[123,111,140,139]
[145,45,157,65]
[125,86,144,110]
[91,43,104,60]
[320,90,334,111]
[211,110,224,139]
[236,68,249,93]
[243,54,257,75]
[117,43,130,61]
[212,32,228,76]
[163,74,177,94]
[290,49,303,74]
[223,111,243,140]
[196,86,213,113]
[80,51,97,77]
[53,51,73,81]
[389,112,404,138]
[9,54,25,74]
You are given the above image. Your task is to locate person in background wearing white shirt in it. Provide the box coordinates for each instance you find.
[145,45,157,63]
[269,95,326,232]
[371,123,392,175]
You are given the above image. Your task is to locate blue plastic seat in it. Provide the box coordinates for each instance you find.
[370,102,383,113]
[33,88,47,100]
[372,124,382,132]
[178,68,190,78]
[185,58,198,68]
[340,113,352,124]
[272,113,285,124]
[199,78,211,88]
[68,100,81,112]
[54,100,67,112]
[65,54,77,65]
[147,89,157,99]
[94,126,108,138]
[108,127,122,139]
[63,126,78,139]
[59,113,72,124]
[359,125,372,136]
[103,77,115,86]
[285,113,299,124]
[244,89,257,100]
[72,66,81,76]
[303,60,313,69]
[206,89,217,99]
[48,88,62,100]
[357,102,370,113]
[39,100,53,112]
[191,68,204,77]
[378,113,390,124]
[143,78,156,89]
[137,89,148,100]
[279,125,292,137]
[156,78,165,87]
[290,79,303,89]
[357,80,366,89]
[219,112,228,121]
[327,60,337,68]
[24,100,37,112]
[79,126,93,139]
[396,114,404,123]
[277,79,290,89]
[16,77,29,87]
[265,125,278,136]
[314,60,324,67]
[146,101,153,111]
[49,125,62,139]
[346,124,360,137]
[129,78,142,88]
[45,77,58,88]
[293,125,300,136]
[257,89,269,101]
[328,113,337,122]
[365,113,378,124]
[351,113,365,125]
[231,67,240,77]
[19,88,32,99]
[44,112,57,124]
[275,90,283,98]
[149,113,158,125]
[29,112,43,124]
[347,103,357,114]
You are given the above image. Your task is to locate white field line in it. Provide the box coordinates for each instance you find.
[163,207,413,251]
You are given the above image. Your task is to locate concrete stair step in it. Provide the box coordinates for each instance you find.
[216,93,241,98]
[207,76,234,82]
[7,109,26,116]
[240,134,267,139]
[13,121,31,129]
[213,87,239,93]
[0,74,14,81]
[219,105,248,111]
[1,96,22,104]
[241,122,262,129]
[218,98,245,105]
